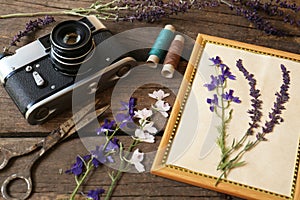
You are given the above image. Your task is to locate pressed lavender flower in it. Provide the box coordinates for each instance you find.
[204,75,221,91]
[87,188,105,200]
[222,89,241,103]
[236,59,263,135]
[209,56,222,65]
[256,64,290,141]
[207,94,219,112]
[220,66,236,81]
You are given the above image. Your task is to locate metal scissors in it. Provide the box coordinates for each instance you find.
[0,102,110,200]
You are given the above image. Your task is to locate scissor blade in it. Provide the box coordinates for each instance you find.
[75,104,110,131]
[72,99,102,125]
[58,100,101,134]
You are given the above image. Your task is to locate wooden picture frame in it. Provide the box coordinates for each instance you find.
[151,34,300,200]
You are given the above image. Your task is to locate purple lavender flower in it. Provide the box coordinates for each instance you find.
[221,66,236,81]
[209,56,222,65]
[204,75,221,91]
[256,64,290,141]
[87,188,105,200]
[222,89,241,103]
[236,59,263,135]
[207,94,219,112]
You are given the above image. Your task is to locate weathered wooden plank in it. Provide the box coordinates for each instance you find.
[0,0,298,199]
[0,137,235,199]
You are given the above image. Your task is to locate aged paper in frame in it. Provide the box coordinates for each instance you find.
[151,34,300,200]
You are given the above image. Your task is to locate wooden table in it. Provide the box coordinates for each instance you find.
[0,0,299,199]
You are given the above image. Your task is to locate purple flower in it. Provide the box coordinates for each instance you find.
[10,15,55,46]
[116,97,136,128]
[204,75,221,91]
[209,56,222,65]
[65,155,91,176]
[91,145,107,167]
[87,188,105,200]
[220,66,236,81]
[207,94,219,112]
[90,138,120,167]
[256,64,290,141]
[236,59,263,135]
[119,97,136,117]
[106,137,120,153]
[96,119,115,135]
[222,89,241,103]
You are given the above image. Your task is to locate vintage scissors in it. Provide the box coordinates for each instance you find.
[0,102,110,200]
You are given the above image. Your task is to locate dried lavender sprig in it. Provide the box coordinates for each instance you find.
[116,0,190,22]
[236,59,263,136]
[232,2,283,35]
[256,64,290,141]
[9,15,55,47]
[244,0,300,26]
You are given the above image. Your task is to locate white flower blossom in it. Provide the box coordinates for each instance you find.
[152,100,171,118]
[135,122,156,143]
[148,89,170,101]
[134,108,152,120]
[128,149,145,172]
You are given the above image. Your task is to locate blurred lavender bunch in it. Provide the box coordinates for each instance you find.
[1,0,298,36]
[1,15,55,56]
[10,15,55,47]
[223,0,300,35]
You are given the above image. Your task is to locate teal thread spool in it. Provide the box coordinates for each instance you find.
[147,24,175,68]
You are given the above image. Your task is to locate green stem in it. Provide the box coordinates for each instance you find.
[69,159,94,200]
[104,139,139,200]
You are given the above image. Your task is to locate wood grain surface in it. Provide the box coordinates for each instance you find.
[0,0,299,199]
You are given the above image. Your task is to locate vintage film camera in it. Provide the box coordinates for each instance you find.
[0,16,137,125]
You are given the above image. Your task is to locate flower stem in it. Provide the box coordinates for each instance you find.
[105,139,139,200]
[69,159,94,200]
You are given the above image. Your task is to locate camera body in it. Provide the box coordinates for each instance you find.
[0,16,136,124]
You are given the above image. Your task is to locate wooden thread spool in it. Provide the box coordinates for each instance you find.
[161,35,185,78]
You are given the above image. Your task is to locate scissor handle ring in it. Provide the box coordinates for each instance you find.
[1,173,32,200]
[0,148,10,170]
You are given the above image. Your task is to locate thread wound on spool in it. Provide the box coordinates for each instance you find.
[147,25,175,64]
[161,34,185,78]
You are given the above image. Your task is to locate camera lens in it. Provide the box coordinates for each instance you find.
[50,20,94,75]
